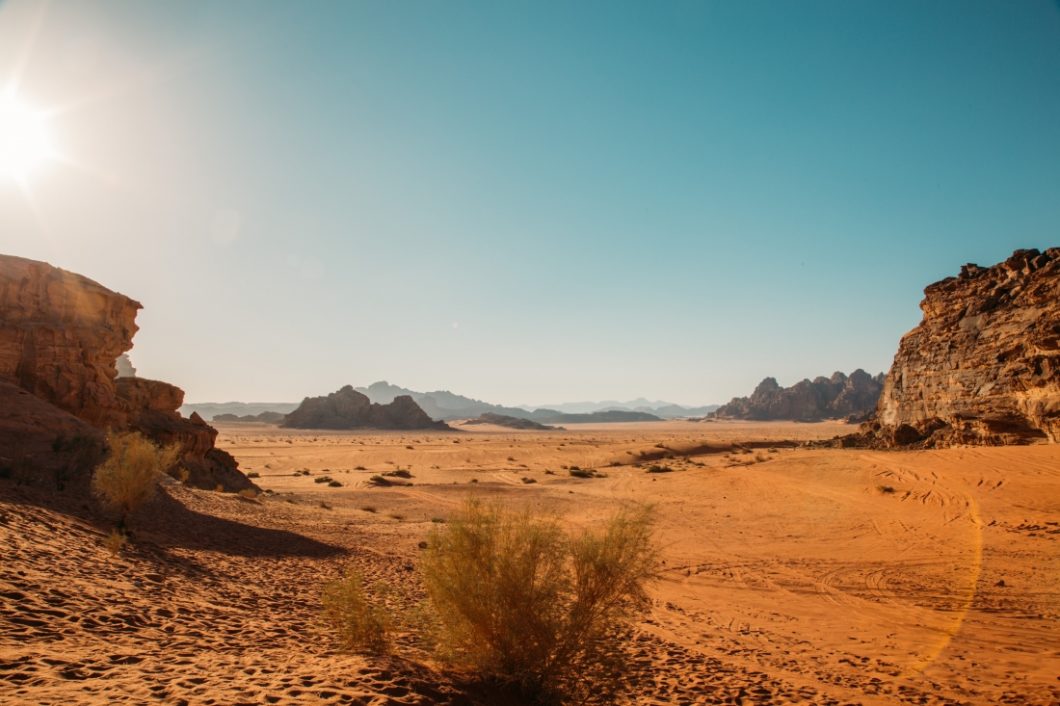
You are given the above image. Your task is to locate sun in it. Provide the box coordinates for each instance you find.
[0,90,56,183]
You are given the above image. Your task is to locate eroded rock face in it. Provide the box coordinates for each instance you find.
[0,254,254,492]
[282,385,450,430]
[0,381,105,492]
[0,255,140,426]
[869,248,1059,446]
[713,370,884,422]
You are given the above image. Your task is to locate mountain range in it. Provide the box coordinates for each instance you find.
[181,381,718,422]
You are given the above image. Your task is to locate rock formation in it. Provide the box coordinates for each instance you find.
[463,413,557,430]
[212,411,286,424]
[282,385,450,430]
[864,248,1059,446]
[115,353,136,378]
[0,381,105,492]
[713,370,884,422]
[0,254,254,491]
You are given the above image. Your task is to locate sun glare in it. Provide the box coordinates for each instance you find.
[0,91,56,182]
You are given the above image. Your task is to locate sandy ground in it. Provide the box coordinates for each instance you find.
[2,419,1058,705]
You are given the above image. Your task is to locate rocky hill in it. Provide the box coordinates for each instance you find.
[713,370,884,422]
[0,254,254,492]
[282,385,450,430]
[863,248,1059,446]
[462,413,557,430]
[213,411,286,424]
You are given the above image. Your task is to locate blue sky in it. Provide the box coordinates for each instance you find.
[1,0,1058,406]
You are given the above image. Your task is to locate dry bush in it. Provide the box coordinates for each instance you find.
[92,431,179,528]
[421,500,657,700]
[103,528,127,555]
[322,568,390,654]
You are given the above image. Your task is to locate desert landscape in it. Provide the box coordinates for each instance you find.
[4,2,1060,704]
[3,418,1058,705]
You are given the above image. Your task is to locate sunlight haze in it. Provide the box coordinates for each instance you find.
[2,0,1058,406]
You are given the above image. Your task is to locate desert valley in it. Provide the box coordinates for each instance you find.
[1,248,1058,705]
[3,3,1060,704]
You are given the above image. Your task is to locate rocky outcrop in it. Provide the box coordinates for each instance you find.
[0,255,140,426]
[0,381,105,492]
[463,412,557,430]
[115,378,251,490]
[282,385,450,430]
[212,411,286,424]
[865,248,1059,446]
[115,353,136,378]
[0,254,254,492]
[713,370,884,422]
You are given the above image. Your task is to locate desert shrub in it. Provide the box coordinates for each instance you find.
[568,468,594,478]
[328,480,342,487]
[383,469,413,479]
[103,528,127,555]
[322,568,390,653]
[646,464,673,473]
[421,500,657,700]
[92,431,179,528]
[246,471,260,479]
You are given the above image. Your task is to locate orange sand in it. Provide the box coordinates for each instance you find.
[2,420,1057,704]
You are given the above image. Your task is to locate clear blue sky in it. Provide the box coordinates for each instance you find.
[1,0,1058,406]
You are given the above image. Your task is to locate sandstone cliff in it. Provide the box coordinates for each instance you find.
[713,370,884,422]
[282,385,450,430]
[865,248,1059,446]
[0,254,254,491]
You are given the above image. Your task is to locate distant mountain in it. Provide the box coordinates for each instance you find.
[523,398,718,418]
[463,413,558,430]
[712,370,884,422]
[528,409,662,424]
[181,401,299,420]
[283,385,450,430]
[184,382,709,425]
[354,381,534,421]
[213,411,286,424]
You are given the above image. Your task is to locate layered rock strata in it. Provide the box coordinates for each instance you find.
[866,248,1059,446]
[0,254,254,491]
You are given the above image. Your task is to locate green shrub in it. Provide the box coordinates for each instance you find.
[421,500,657,699]
[322,568,390,654]
[91,431,179,528]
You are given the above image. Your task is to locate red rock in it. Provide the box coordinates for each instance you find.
[874,248,1059,446]
[0,254,254,491]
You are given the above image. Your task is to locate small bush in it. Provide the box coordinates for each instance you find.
[646,464,673,473]
[322,568,390,654]
[246,471,260,479]
[568,468,596,479]
[103,528,127,555]
[92,432,179,528]
[328,480,343,487]
[383,469,413,479]
[421,500,657,700]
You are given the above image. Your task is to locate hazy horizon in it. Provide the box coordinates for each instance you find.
[2,0,1058,406]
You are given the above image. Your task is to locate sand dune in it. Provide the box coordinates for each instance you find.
[2,420,1057,704]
